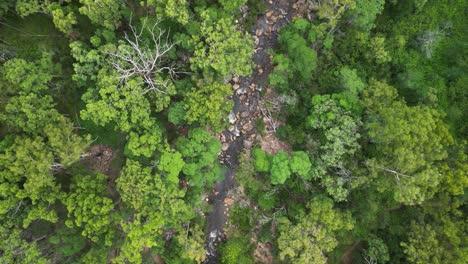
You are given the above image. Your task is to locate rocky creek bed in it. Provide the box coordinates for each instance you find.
[203,1,297,262]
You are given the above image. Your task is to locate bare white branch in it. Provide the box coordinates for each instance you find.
[105,18,180,94]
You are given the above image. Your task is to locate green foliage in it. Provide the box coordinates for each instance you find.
[116,159,193,262]
[168,102,187,126]
[401,222,467,264]
[81,70,164,157]
[311,0,356,30]
[399,194,467,264]
[63,173,115,245]
[277,195,354,264]
[277,19,317,80]
[186,10,254,78]
[48,226,86,257]
[15,0,41,17]
[1,1,466,263]
[235,152,264,199]
[364,236,390,264]
[219,0,247,13]
[252,147,271,173]
[170,223,207,263]
[146,0,190,24]
[368,36,391,64]
[158,150,185,185]
[0,133,89,227]
[78,0,122,30]
[362,81,453,204]
[47,3,77,34]
[220,236,254,264]
[0,227,47,264]
[270,151,291,185]
[2,93,59,133]
[176,128,222,188]
[289,151,312,179]
[184,79,233,131]
[339,67,366,94]
[347,0,385,32]
[125,127,163,158]
[258,193,277,210]
[0,53,64,134]
[307,94,362,201]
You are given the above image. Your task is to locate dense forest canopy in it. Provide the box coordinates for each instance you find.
[0,0,466,263]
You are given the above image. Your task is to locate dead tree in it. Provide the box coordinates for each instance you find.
[106,19,178,94]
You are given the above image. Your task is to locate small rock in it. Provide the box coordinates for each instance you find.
[233,84,240,90]
[224,197,234,206]
[266,11,273,18]
[231,127,240,137]
[254,36,260,46]
[250,83,257,89]
[243,122,254,132]
[233,76,239,83]
[256,29,263,36]
[258,68,264,75]
[241,111,249,118]
[236,87,248,95]
[243,140,253,149]
[222,143,229,151]
[228,112,236,124]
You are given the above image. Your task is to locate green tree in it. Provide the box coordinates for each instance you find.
[125,127,163,158]
[368,36,391,64]
[187,10,254,78]
[311,0,356,30]
[364,236,390,264]
[219,0,247,13]
[63,173,115,246]
[78,0,122,30]
[277,195,354,264]
[48,226,86,257]
[307,94,362,201]
[362,81,453,204]
[289,151,312,179]
[220,236,254,264]
[47,3,77,34]
[176,128,222,188]
[15,0,41,17]
[184,79,233,131]
[0,227,47,264]
[270,151,291,185]
[168,102,187,126]
[171,223,207,263]
[0,136,60,227]
[44,117,91,167]
[2,93,60,134]
[146,0,190,24]
[347,0,385,32]
[252,147,271,173]
[400,193,467,264]
[278,19,317,80]
[158,150,185,185]
[81,70,164,157]
[116,160,193,263]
